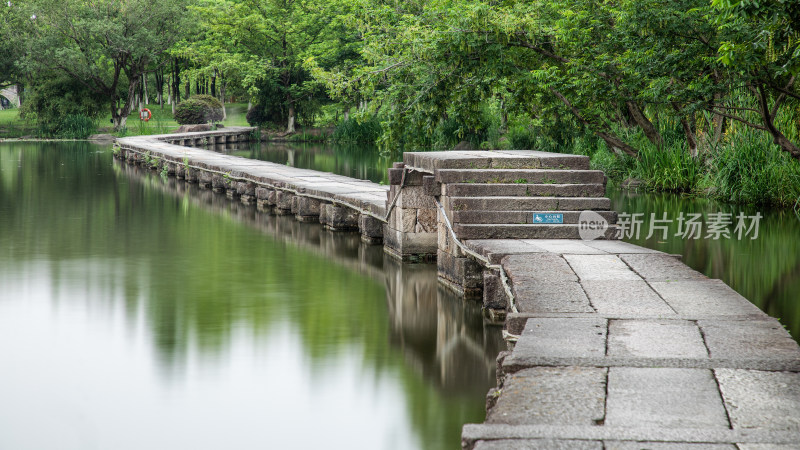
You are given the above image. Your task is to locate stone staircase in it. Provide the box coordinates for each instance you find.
[384,150,620,295]
[424,153,619,241]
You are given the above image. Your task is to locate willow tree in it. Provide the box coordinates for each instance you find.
[21,0,189,130]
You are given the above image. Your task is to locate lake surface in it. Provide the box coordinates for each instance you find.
[214,141,800,341]
[0,142,503,450]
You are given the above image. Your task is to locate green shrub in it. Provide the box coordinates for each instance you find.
[709,134,800,207]
[192,94,223,110]
[36,113,96,139]
[633,140,702,193]
[57,114,96,139]
[174,95,223,124]
[246,106,269,127]
[507,124,537,150]
[332,117,382,143]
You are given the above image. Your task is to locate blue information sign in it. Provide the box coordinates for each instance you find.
[532,213,564,224]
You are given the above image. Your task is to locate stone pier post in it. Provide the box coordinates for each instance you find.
[383,164,438,261]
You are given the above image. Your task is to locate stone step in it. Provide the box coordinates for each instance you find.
[452,210,618,225]
[444,183,606,197]
[452,224,619,240]
[403,150,590,171]
[448,196,612,212]
[435,169,605,185]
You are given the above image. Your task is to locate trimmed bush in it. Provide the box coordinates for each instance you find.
[246,106,269,127]
[174,95,223,125]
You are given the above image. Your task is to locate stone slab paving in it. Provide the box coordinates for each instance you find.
[117,130,389,218]
[462,238,800,449]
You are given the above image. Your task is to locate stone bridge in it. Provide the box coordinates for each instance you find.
[115,127,800,449]
[0,85,20,109]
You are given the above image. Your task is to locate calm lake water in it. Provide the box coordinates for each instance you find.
[0,142,503,450]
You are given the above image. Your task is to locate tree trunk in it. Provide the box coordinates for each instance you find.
[287,103,296,133]
[626,101,662,145]
[211,69,217,98]
[172,58,181,104]
[142,74,148,106]
[672,103,698,157]
[753,82,800,161]
[712,92,725,144]
[499,99,508,132]
[220,79,227,120]
[155,67,164,110]
[112,75,141,131]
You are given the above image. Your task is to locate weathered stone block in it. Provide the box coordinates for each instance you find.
[606,368,730,429]
[236,181,256,197]
[390,207,418,232]
[514,281,594,313]
[267,189,278,205]
[275,190,293,211]
[294,196,321,218]
[321,203,359,230]
[581,280,674,316]
[502,253,577,283]
[255,187,271,200]
[464,239,546,264]
[698,319,800,361]
[185,167,198,183]
[619,254,707,281]
[388,167,404,185]
[358,214,384,240]
[211,174,226,191]
[607,319,708,359]
[384,226,437,260]
[715,369,800,431]
[198,170,213,188]
[651,280,766,317]
[486,366,607,425]
[436,249,483,291]
[483,270,507,310]
[397,185,435,209]
[514,317,607,359]
[415,208,436,232]
[437,216,464,258]
[474,440,602,450]
[563,254,641,281]
[423,175,439,196]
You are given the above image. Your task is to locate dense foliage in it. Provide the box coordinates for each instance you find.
[1,0,798,204]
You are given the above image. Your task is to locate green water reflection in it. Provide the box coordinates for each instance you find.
[0,142,501,450]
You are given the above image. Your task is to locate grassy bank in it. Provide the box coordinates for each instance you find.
[0,103,251,139]
[545,132,800,209]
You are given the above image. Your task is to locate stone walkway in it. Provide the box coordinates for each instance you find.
[116,128,389,239]
[462,239,800,449]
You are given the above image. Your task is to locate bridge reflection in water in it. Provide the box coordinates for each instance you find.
[116,160,504,394]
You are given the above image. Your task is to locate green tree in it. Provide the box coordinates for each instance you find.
[187,0,340,133]
[20,0,189,130]
[713,0,800,159]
